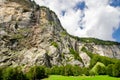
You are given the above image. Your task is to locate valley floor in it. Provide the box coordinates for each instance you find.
[43,75,120,80]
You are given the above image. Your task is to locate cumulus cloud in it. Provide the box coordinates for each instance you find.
[35,0,120,41]
[80,0,120,40]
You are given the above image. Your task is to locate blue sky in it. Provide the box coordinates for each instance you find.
[74,1,86,10]
[110,0,120,7]
[35,0,120,42]
[110,0,120,42]
[113,26,120,42]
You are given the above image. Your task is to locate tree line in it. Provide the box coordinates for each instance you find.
[0,61,120,80]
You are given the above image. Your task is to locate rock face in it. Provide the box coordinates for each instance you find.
[0,0,120,67]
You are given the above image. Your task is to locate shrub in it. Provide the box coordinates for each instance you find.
[59,66,65,75]
[82,67,90,76]
[0,68,3,80]
[72,66,82,76]
[64,65,74,76]
[50,66,62,75]
[89,70,96,76]
[26,66,48,80]
[90,55,101,68]
[89,54,118,68]
[2,67,27,80]
[96,65,106,75]
[45,68,51,75]
[90,62,106,76]
[64,65,82,76]
[49,65,82,76]
[106,64,114,76]
[112,61,120,77]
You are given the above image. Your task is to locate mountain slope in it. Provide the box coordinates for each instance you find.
[0,0,120,67]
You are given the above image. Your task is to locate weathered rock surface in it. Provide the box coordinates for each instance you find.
[0,0,120,67]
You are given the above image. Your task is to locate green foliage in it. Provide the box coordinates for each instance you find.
[106,64,114,76]
[81,67,90,76]
[51,42,58,48]
[90,55,102,68]
[96,65,106,75]
[90,62,106,76]
[49,66,63,75]
[80,38,120,45]
[64,65,74,76]
[2,67,27,80]
[79,46,120,77]
[72,66,82,76]
[112,61,120,77]
[106,61,120,77]
[81,46,119,68]
[48,65,83,76]
[81,47,93,58]
[67,33,120,45]
[0,68,3,80]
[69,48,82,62]
[90,54,119,68]
[48,59,120,78]
[63,65,82,76]
[61,31,67,36]
[89,70,96,76]
[0,66,48,80]
[46,62,120,78]
[45,68,51,75]
[26,66,48,80]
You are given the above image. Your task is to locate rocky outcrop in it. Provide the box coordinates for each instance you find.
[0,0,120,68]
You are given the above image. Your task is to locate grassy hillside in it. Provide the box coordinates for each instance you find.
[43,75,120,80]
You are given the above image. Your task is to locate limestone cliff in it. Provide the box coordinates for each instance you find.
[0,0,120,68]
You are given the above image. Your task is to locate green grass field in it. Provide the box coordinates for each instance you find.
[43,75,120,80]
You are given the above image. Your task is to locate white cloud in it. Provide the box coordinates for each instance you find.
[35,0,120,41]
[79,1,120,40]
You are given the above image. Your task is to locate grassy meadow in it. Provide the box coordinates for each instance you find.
[43,75,120,80]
